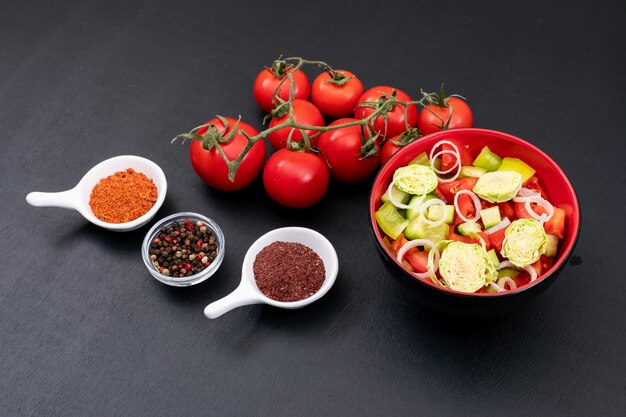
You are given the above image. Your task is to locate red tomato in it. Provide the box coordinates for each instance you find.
[498,201,516,220]
[515,201,548,219]
[267,100,324,150]
[390,234,409,255]
[190,117,266,192]
[354,86,418,139]
[317,118,380,183]
[487,227,506,253]
[262,149,329,208]
[405,250,428,273]
[380,130,421,165]
[311,69,365,118]
[380,140,403,165]
[544,207,566,239]
[436,177,479,203]
[253,65,310,112]
[417,97,473,135]
[437,138,473,172]
[523,176,547,198]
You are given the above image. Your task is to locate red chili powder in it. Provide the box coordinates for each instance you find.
[89,168,158,223]
[253,241,326,302]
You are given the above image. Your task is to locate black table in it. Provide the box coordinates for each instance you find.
[3,1,625,416]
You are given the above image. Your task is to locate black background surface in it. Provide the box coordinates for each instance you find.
[2,1,625,416]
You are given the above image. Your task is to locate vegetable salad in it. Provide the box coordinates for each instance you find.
[375,139,566,293]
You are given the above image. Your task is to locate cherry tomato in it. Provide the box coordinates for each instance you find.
[190,117,266,192]
[417,97,473,135]
[262,149,329,208]
[311,69,365,118]
[317,118,380,183]
[253,65,310,112]
[267,99,324,150]
[354,86,418,139]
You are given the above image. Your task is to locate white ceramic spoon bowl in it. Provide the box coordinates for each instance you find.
[204,227,339,319]
[26,155,167,232]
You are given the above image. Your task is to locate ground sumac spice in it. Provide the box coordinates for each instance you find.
[253,241,325,302]
[89,168,157,223]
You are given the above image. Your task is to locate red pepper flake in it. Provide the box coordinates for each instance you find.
[253,241,325,302]
[89,168,157,223]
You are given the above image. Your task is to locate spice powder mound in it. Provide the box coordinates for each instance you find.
[253,241,326,302]
[89,168,158,223]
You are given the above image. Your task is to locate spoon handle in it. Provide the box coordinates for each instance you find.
[204,284,261,319]
[26,189,79,210]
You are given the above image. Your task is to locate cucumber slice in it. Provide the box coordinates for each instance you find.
[497,157,536,183]
[457,221,482,236]
[460,166,487,178]
[381,184,410,204]
[375,201,409,240]
[427,204,455,224]
[487,249,500,267]
[406,193,437,221]
[544,234,559,257]
[404,217,450,243]
[480,206,502,229]
[473,146,503,172]
[497,268,520,279]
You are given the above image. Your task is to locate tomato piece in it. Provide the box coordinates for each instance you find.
[354,86,418,139]
[405,250,428,273]
[515,201,548,219]
[487,227,506,253]
[498,201,516,220]
[544,207,566,239]
[317,118,380,183]
[253,66,310,112]
[311,69,365,119]
[523,176,546,198]
[390,234,409,255]
[417,97,473,135]
[262,149,329,208]
[477,232,492,251]
[437,177,478,203]
[268,100,324,150]
[531,255,554,277]
[439,139,473,172]
[448,231,474,244]
[456,193,476,220]
[190,117,266,191]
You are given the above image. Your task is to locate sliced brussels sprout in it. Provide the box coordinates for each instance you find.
[501,218,547,267]
[392,164,438,195]
[472,170,523,203]
[438,241,498,293]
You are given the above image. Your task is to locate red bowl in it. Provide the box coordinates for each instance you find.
[369,128,581,317]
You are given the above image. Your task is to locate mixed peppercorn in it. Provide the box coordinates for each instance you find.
[149,219,218,278]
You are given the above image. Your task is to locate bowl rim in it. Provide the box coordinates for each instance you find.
[369,127,581,298]
[141,212,225,287]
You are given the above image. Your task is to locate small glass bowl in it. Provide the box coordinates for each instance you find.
[141,212,225,287]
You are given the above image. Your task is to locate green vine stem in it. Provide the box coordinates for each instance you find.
[173,57,448,182]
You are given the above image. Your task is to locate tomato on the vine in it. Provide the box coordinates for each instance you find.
[380,129,421,165]
[267,99,324,150]
[353,86,418,139]
[317,118,380,183]
[189,117,266,192]
[417,86,473,134]
[311,69,365,119]
[253,63,310,112]
[262,149,329,208]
